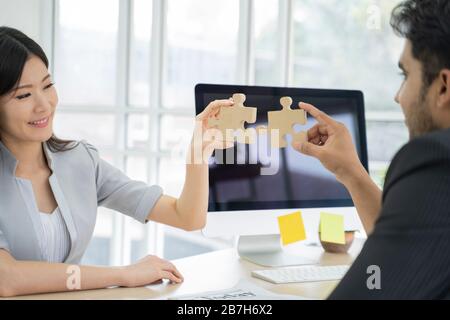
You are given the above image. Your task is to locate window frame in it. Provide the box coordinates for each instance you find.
[45,0,404,265]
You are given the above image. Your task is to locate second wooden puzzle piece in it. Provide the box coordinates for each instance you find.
[265,97,307,148]
[207,93,257,144]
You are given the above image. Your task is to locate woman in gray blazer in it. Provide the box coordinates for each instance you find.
[0,27,233,297]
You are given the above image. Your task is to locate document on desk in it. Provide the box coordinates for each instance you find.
[168,280,308,300]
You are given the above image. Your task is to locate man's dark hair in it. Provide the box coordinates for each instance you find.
[391,0,450,89]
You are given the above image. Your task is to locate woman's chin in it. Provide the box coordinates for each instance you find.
[25,129,54,143]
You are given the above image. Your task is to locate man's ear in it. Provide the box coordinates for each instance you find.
[437,69,450,110]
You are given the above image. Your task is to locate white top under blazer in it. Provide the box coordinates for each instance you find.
[38,207,71,263]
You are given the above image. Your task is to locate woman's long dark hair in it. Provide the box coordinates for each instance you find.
[0,26,77,152]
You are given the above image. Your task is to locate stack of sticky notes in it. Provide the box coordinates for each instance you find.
[319,212,345,244]
[277,211,347,246]
[277,211,306,245]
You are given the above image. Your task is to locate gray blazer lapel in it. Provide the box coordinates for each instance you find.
[43,143,78,262]
[49,175,78,262]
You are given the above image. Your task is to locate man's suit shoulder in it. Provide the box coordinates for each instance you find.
[384,128,450,194]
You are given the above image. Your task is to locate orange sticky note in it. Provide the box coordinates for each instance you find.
[277,211,307,245]
[320,212,345,244]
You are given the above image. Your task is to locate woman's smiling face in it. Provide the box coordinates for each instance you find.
[0,55,58,144]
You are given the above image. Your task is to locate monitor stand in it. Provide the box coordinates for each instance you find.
[237,234,315,267]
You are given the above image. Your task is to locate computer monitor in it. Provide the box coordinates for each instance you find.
[195,84,368,267]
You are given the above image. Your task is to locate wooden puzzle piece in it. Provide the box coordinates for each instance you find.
[256,126,307,148]
[291,131,307,148]
[263,97,307,148]
[208,93,257,144]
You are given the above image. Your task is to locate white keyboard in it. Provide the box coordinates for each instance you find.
[251,265,350,284]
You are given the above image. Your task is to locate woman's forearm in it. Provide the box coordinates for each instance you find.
[175,162,209,230]
[171,100,236,231]
[2,257,124,297]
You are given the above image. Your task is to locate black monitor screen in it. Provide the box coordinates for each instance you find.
[195,84,368,211]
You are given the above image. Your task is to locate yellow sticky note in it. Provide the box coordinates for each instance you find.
[277,211,307,245]
[320,213,345,244]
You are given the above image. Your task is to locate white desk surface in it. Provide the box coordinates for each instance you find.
[6,238,365,300]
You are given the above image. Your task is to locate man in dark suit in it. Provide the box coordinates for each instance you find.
[293,0,450,299]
